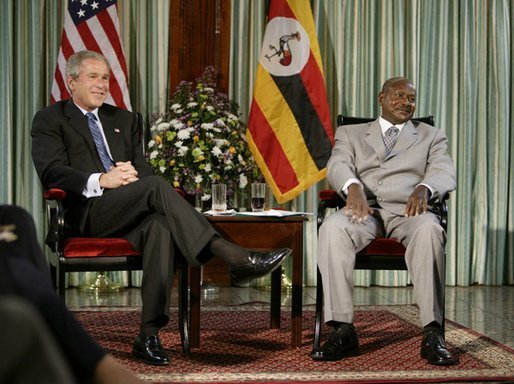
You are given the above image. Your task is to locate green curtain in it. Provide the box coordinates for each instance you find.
[1,0,513,287]
[228,0,514,286]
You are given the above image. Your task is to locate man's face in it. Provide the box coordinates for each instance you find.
[378,79,416,124]
[67,58,110,111]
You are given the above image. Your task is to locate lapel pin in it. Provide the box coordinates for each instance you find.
[114,128,120,133]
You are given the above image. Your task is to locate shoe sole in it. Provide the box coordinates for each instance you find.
[132,349,170,366]
[309,347,359,361]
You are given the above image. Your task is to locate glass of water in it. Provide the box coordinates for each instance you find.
[251,182,266,212]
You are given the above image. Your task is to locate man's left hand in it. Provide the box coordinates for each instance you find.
[405,185,429,217]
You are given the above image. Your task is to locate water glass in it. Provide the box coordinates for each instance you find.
[251,182,266,212]
[211,184,227,212]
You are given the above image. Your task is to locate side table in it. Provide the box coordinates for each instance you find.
[189,214,307,348]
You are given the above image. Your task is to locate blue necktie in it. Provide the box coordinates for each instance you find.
[383,126,400,156]
[86,113,114,171]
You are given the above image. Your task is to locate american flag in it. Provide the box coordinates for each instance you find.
[51,0,131,110]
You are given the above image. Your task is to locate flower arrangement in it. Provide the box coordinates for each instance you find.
[147,66,260,203]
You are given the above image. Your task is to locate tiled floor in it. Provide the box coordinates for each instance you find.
[66,284,514,349]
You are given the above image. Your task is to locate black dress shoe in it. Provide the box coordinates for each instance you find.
[309,325,359,361]
[420,329,456,366]
[229,248,291,285]
[132,335,170,366]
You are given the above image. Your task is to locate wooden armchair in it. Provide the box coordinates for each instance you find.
[43,188,191,354]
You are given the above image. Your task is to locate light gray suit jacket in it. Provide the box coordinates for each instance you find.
[327,119,456,216]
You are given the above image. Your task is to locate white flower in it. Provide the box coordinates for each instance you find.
[178,146,188,156]
[211,146,222,157]
[201,193,211,201]
[148,140,155,147]
[194,175,203,183]
[175,140,183,148]
[216,118,226,127]
[149,150,159,159]
[187,102,198,108]
[157,121,171,131]
[204,163,212,172]
[214,139,227,147]
[206,105,214,111]
[226,112,238,121]
[171,103,181,111]
[239,174,248,189]
[204,87,214,93]
[177,129,191,140]
[159,166,166,173]
[171,119,184,130]
[201,122,214,130]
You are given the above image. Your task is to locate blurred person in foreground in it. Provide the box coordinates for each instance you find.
[0,204,145,383]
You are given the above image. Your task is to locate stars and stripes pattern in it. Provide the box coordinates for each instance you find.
[247,0,333,203]
[51,0,131,110]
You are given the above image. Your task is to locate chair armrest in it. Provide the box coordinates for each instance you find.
[431,193,449,232]
[317,189,345,229]
[43,188,67,200]
[43,188,67,253]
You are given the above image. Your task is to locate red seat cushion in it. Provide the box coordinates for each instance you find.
[319,189,339,201]
[63,238,140,258]
[43,188,67,200]
[359,238,405,256]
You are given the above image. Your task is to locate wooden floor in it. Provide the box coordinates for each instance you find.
[66,284,514,349]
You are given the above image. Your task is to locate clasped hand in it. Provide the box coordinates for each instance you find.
[99,161,139,189]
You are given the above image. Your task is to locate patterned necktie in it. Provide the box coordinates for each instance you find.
[86,112,113,171]
[383,126,400,156]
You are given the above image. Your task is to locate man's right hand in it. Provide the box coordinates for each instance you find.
[344,183,373,222]
[99,161,139,189]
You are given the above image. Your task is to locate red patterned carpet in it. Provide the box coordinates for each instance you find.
[74,305,514,383]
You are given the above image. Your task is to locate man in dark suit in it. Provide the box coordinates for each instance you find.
[310,77,457,365]
[31,50,290,365]
[0,205,144,383]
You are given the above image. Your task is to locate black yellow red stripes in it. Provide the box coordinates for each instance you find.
[247,0,333,203]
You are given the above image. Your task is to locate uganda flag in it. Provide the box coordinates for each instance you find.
[247,0,334,204]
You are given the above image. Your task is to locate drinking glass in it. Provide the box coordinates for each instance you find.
[251,182,266,212]
[211,184,227,212]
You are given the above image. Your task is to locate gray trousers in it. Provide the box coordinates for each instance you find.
[317,208,446,327]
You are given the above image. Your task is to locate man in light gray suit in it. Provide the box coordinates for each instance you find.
[310,77,457,366]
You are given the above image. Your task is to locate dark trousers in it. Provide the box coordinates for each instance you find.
[84,175,217,327]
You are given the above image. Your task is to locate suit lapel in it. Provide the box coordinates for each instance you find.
[364,120,386,159]
[64,101,106,171]
[64,101,124,170]
[389,120,418,158]
[364,119,419,160]
[98,107,125,163]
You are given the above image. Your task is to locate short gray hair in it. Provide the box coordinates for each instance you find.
[381,77,414,93]
[65,50,110,79]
